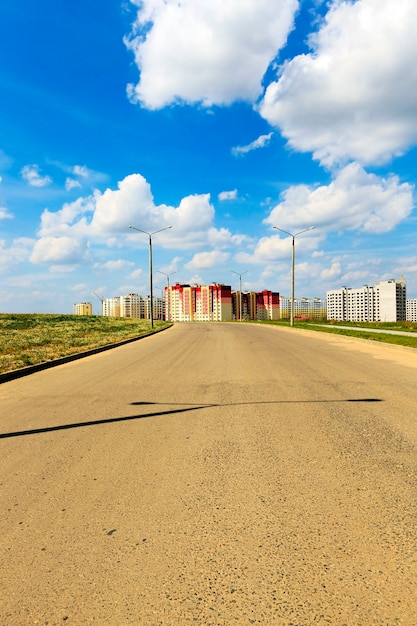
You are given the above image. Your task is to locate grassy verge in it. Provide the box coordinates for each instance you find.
[322,320,417,332]
[259,319,417,349]
[0,314,171,374]
[3,315,416,376]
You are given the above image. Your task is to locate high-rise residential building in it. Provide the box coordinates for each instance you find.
[279,297,326,320]
[194,284,232,321]
[102,297,121,317]
[167,283,233,322]
[326,278,406,322]
[119,293,145,318]
[252,290,279,320]
[166,284,278,322]
[230,287,280,321]
[169,284,195,321]
[210,284,233,321]
[377,279,407,322]
[144,295,165,321]
[406,299,417,322]
[73,302,93,316]
[102,294,164,320]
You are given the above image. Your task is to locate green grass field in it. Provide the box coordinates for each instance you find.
[261,319,417,349]
[0,314,171,374]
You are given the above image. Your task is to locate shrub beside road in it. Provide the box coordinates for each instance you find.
[0,314,171,374]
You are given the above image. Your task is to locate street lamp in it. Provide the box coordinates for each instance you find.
[230,269,249,321]
[128,225,172,329]
[157,270,178,322]
[273,226,315,327]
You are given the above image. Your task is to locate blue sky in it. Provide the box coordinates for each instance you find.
[1,0,416,314]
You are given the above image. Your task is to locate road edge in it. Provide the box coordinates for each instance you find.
[0,325,172,384]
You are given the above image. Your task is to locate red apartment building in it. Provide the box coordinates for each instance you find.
[166,284,278,322]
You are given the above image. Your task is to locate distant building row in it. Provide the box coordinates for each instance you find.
[73,293,328,322]
[74,277,417,323]
[279,297,326,320]
[326,278,410,322]
[74,289,328,321]
[101,293,165,320]
[74,285,282,322]
[73,295,164,319]
[165,284,280,322]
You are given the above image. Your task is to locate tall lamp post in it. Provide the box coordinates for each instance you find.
[157,270,178,321]
[128,225,172,329]
[273,226,315,327]
[230,269,249,321]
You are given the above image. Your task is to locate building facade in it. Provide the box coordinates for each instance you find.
[73,302,93,316]
[166,284,278,322]
[119,293,145,318]
[253,290,279,321]
[279,297,326,320]
[167,283,233,322]
[102,297,121,317]
[169,284,195,322]
[102,294,163,320]
[144,295,165,321]
[406,299,417,322]
[326,279,407,322]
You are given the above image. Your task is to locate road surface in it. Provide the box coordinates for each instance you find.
[2,323,417,625]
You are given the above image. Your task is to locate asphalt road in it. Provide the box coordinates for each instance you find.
[2,322,417,625]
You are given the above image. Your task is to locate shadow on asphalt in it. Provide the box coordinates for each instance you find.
[0,398,382,439]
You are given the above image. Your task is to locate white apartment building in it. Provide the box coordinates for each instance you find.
[326,279,406,322]
[102,294,164,320]
[73,302,93,316]
[120,293,145,318]
[144,296,165,321]
[407,299,417,322]
[377,279,407,321]
[279,297,326,320]
[102,297,121,317]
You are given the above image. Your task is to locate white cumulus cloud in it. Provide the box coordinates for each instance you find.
[21,164,52,187]
[38,197,95,237]
[185,250,230,270]
[30,236,89,265]
[91,174,156,234]
[125,0,299,109]
[32,173,246,269]
[260,0,417,167]
[264,163,414,235]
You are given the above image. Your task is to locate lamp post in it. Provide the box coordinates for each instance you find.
[273,226,315,327]
[230,269,249,321]
[128,225,172,329]
[157,270,178,321]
